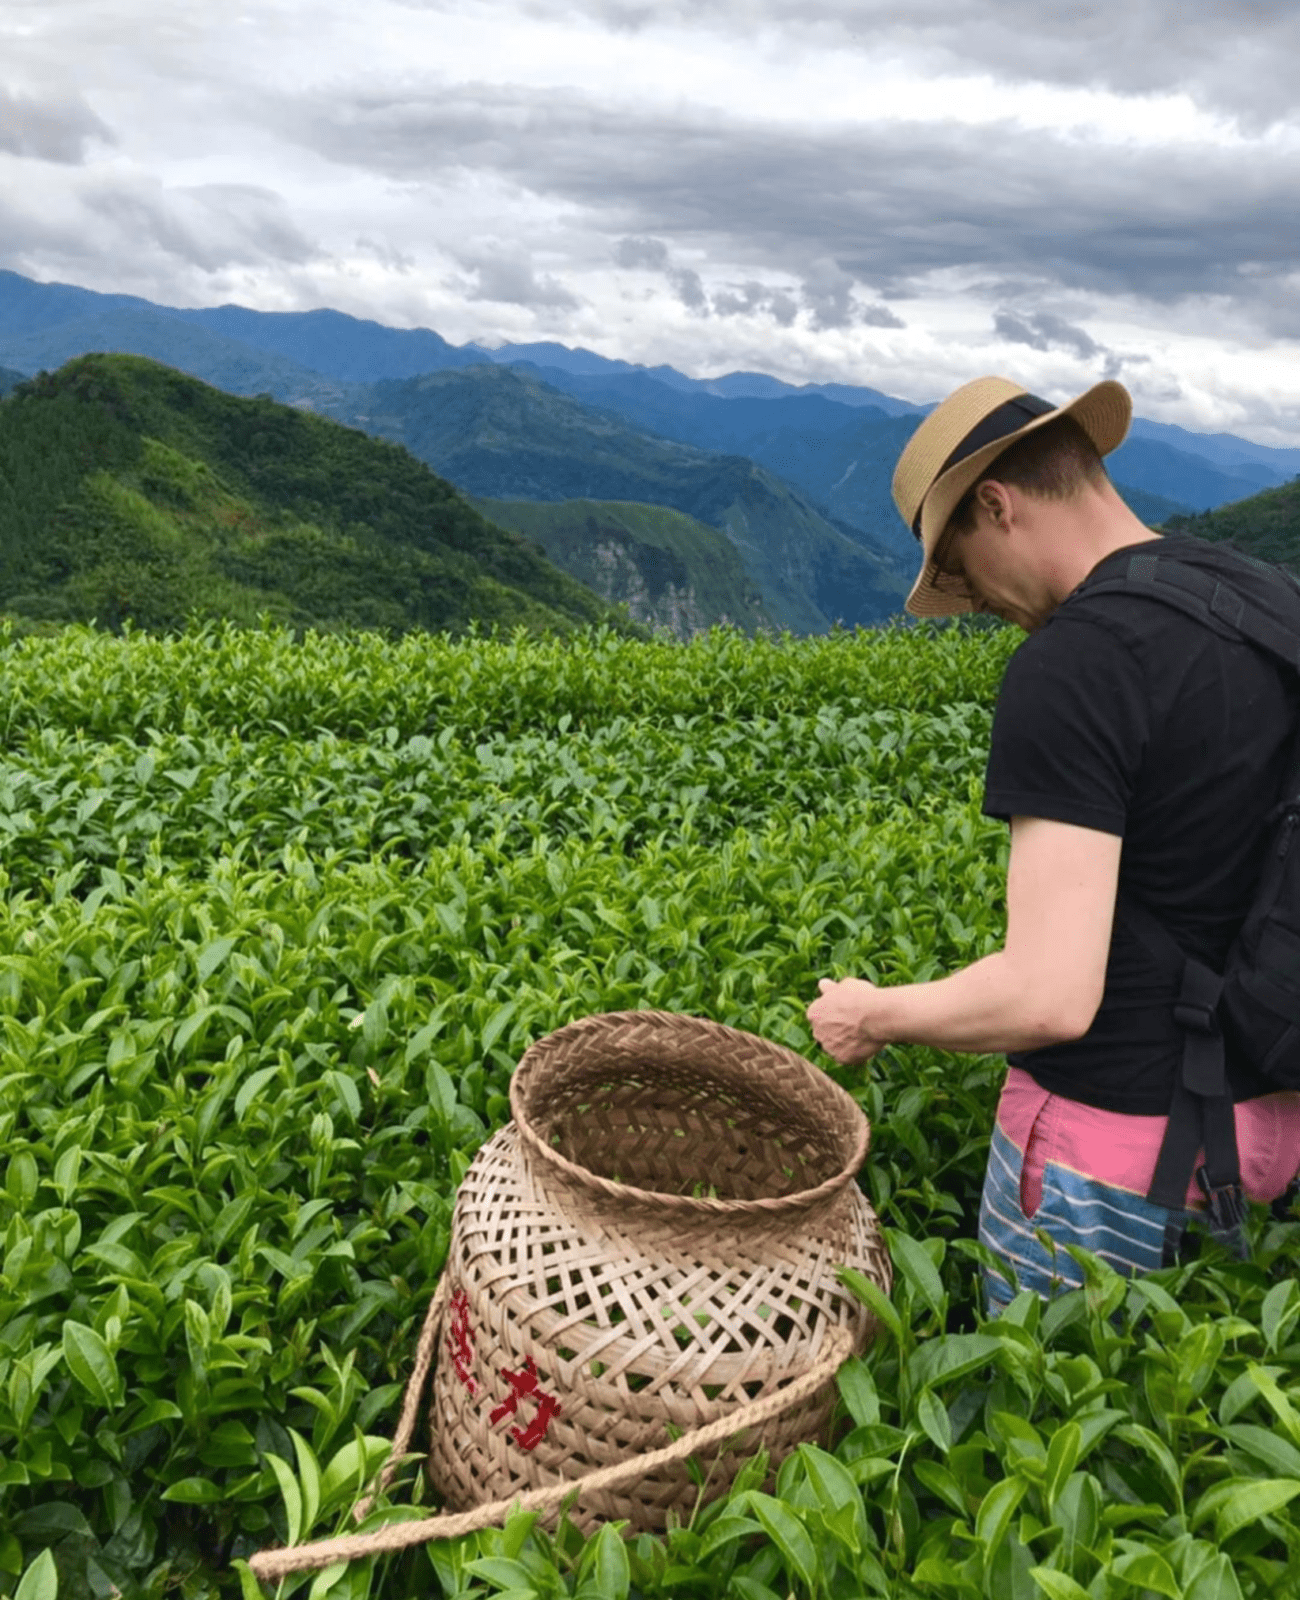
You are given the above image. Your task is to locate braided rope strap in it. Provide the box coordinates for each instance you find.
[246,1320,855,1584]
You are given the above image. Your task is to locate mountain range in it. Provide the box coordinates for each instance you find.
[1,269,1297,636]
[322,365,909,632]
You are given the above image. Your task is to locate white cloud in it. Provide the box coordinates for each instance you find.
[0,0,1297,440]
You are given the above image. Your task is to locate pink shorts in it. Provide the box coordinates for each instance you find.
[1000,1066,1300,1214]
[977,1067,1300,1308]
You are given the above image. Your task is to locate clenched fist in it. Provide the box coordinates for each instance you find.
[806,976,887,1065]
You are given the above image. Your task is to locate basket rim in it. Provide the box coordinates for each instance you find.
[507,1009,870,1217]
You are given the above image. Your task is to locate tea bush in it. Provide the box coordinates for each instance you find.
[1,621,1296,1600]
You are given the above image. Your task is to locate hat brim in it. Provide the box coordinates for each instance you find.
[904,379,1132,619]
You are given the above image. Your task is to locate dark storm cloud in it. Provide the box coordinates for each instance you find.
[0,85,114,163]
[712,281,798,325]
[513,0,1300,126]
[800,263,906,331]
[614,234,902,327]
[293,84,1300,322]
[994,310,1102,360]
[613,236,670,270]
[614,235,708,309]
[461,249,581,308]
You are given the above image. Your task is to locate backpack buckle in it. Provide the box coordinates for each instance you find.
[1195,1166,1249,1258]
[1173,1000,1219,1035]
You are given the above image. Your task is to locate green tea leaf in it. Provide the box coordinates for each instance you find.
[1043,1422,1081,1512]
[887,1229,947,1321]
[976,1476,1028,1559]
[1183,1552,1245,1600]
[587,1523,630,1600]
[1244,1363,1300,1447]
[323,1069,361,1123]
[1262,1278,1300,1355]
[1224,1424,1300,1478]
[235,1063,282,1120]
[744,1493,818,1591]
[62,1320,120,1408]
[291,1428,322,1536]
[837,1356,880,1427]
[837,1267,903,1344]
[196,936,237,984]
[161,1477,224,1504]
[14,1550,57,1600]
[426,1059,458,1125]
[908,1333,1002,1392]
[52,1145,82,1204]
[1196,1477,1300,1542]
[479,1000,518,1056]
[6,1151,38,1208]
[1028,1569,1090,1600]
[266,1452,304,1546]
[916,1389,952,1455]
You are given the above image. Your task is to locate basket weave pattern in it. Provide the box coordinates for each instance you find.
[427,1010,892,1529]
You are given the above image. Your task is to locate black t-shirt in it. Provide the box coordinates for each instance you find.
[982,534,1300,1115]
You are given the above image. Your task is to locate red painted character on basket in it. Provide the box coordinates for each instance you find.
[447,1289,478,1396]
[490,1355,562,1451]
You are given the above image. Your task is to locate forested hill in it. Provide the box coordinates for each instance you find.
[0,356,625,636]
[1165,476,1300,571]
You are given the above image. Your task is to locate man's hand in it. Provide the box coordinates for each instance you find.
[806,976,887,1065]
[803,818,1119,1059]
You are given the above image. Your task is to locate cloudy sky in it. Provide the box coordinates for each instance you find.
[4,0,1300,441]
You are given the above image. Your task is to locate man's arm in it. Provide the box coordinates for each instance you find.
[806,815,1122,1063]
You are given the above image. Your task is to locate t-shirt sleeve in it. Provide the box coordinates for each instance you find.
[982,614,1149,836]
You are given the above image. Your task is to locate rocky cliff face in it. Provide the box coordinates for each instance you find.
[474,496,775,639]
[583,537,730,639]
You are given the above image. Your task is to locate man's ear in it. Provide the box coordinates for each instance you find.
[974,479,1014,530]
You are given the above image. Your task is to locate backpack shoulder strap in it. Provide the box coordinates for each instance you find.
[1080,549,1300,676]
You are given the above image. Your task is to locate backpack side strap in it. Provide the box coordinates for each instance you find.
[1118,892,1247,1261]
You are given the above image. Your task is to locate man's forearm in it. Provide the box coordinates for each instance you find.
[869,948,1092,1054]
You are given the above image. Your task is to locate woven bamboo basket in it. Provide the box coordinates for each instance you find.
[250,1011,891,1581]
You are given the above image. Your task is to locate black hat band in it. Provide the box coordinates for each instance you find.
[911,392,1056,539]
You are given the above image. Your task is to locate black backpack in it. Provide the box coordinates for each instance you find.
[1078,543,1300,1262]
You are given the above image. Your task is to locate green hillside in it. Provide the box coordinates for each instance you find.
[0,366,25,398]
[0,355,624,636]
[326,366,910,633]
[475,497,775,638]
[1164,476,1300,569]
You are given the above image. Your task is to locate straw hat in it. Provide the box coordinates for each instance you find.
[892,376,1132,617]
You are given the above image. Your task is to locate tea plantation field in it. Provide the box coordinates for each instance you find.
[3,622,1299,1600]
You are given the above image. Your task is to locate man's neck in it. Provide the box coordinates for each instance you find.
[1042,482,1161,607]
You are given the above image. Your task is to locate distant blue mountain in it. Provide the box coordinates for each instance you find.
[0,307,336,402]
[0,269,162,337]
[176,304,483,381]
[1109,437,1289,512]
[2,267,1294,556]
[695,370,923,415]
[1127,416,1300,477]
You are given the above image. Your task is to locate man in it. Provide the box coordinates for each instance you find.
[807,376,1300,1308]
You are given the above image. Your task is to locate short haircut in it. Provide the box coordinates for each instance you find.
[946,415,1108,536]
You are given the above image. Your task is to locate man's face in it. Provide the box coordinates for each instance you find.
[937,489,1053,633]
